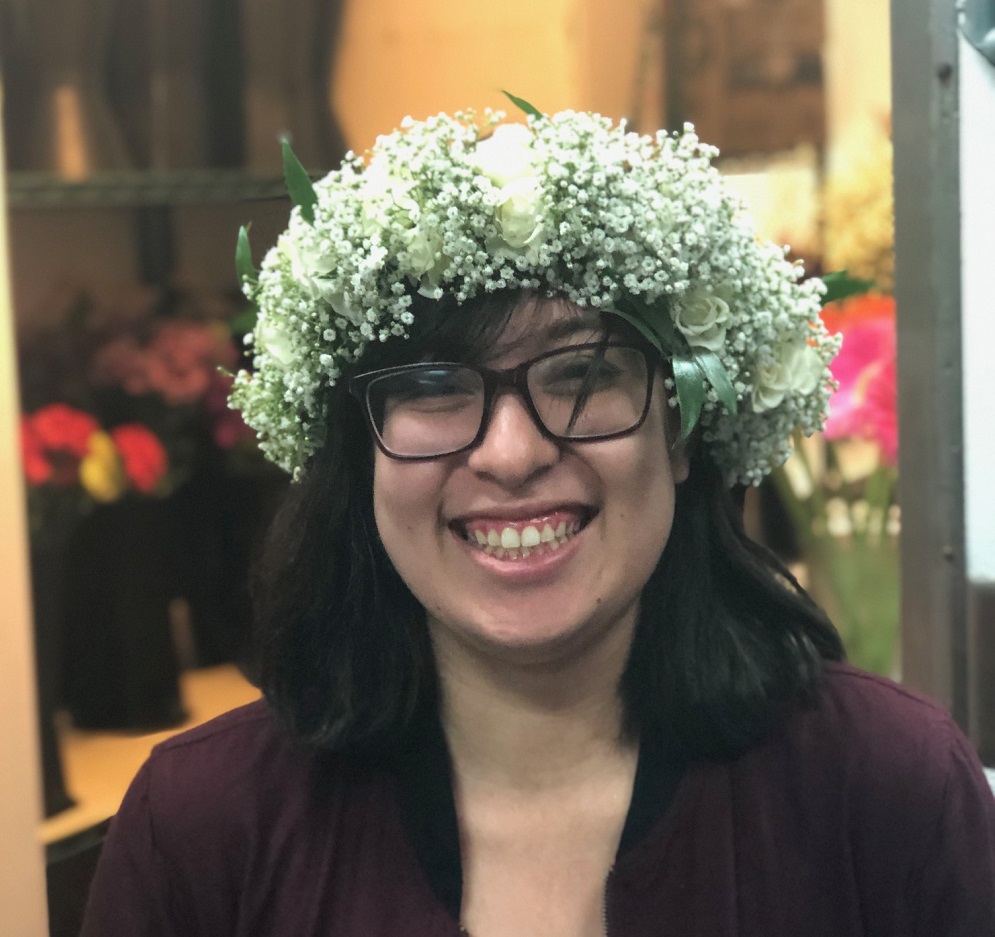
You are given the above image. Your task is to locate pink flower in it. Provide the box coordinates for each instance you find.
[203,371,254,449]
[821,295,897,464]
[90,320,240,406]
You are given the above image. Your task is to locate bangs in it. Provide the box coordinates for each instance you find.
[349,289,646,375]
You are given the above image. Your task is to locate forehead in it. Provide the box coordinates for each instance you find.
[485,298,605,363]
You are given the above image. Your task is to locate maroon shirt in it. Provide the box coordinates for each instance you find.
[82,664,995,936]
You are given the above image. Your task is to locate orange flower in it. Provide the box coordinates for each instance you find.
[819,293,895,336]
[110,424,168,494]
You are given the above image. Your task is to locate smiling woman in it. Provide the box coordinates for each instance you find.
[80,105,995,937]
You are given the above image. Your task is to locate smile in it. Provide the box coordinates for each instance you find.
[453,509,594,561]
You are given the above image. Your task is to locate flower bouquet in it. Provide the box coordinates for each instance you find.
[773,292,899,676]
[22,402,169,535]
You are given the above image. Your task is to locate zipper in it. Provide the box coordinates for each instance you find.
[602,864,616,937]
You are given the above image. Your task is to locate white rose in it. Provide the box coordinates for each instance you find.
[328,291,365,326]
[751,365,789,412]
[673,289,732,351]
[786,342,824,395]
[401,227,443,277]
[280,235,335,301]
[494,177,546,250]
[361,162,419,234]
[473,123,537,187]
[751,340,823,412]
[256,316,296,369]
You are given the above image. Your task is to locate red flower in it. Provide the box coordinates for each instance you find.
[22,404,102,487]
[20,419,53,484]
[29,404,100,459]
[110,424,168,493]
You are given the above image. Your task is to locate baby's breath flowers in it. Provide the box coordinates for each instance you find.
[230,103,839,486]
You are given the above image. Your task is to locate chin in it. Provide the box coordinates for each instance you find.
[448,604,630,663]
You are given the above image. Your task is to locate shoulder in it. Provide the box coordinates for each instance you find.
[756,662,993,853]
[767,663,973,792]
[143,699,307,809]
[131,700,392,858]
[801,661,960,754]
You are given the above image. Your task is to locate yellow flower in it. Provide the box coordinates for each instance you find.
[79,431,126,503]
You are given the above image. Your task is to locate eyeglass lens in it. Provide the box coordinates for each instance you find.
[364,345,650,458]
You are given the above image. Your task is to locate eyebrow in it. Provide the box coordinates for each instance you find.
[541,312,605,342]
[483,307,606,363]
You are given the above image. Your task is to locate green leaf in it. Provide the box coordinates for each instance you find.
[671,355,706,439]
[235,225,257,288]
[622,295,685,352]
[229,306,258,337]
[501,90,544,120]
[614,295,686,356]
[821,270,876,305]
[692,350,738,415]
[282,140,318,224]
[608,306,663,354]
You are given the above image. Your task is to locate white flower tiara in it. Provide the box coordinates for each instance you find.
[230,96,840,485]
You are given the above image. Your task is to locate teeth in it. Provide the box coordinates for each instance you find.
[465,516,586,560]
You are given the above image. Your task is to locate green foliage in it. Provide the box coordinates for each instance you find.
[821,270,877,305]
[501,91,544,120]
[235,225,257,289]
[692,349,738,415]
[282,140,318,224]
[671,356,705,439]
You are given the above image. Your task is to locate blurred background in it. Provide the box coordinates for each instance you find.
[1,0,901,932]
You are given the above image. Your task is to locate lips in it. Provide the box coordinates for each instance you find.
[451,507,595,561]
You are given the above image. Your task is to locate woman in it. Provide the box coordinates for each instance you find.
[83,104,995,936]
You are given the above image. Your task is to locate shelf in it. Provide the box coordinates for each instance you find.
[6,170,295,210]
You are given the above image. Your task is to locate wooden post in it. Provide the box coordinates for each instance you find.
[0,81,51,936]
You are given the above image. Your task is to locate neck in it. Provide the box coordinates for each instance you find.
[429,613,639,791]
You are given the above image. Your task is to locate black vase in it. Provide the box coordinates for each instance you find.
[30,535,77,818]
[171,462,286,668]
[61,498,187,731]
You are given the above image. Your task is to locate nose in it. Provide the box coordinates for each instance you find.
[466,389,560,488]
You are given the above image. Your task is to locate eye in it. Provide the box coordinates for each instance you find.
[380,368,481,412]
[537,353,624,394]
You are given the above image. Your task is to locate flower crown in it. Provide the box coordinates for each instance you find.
[230,96,839,485]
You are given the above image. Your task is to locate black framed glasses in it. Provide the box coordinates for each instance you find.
[349,342,657,460]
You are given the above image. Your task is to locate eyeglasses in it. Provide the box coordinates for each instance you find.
[349,342,657,460]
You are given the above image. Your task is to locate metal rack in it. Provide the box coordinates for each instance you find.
[5,170,290,210]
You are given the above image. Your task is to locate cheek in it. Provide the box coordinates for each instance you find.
[372,453,449,557]
[612,405,678,548]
